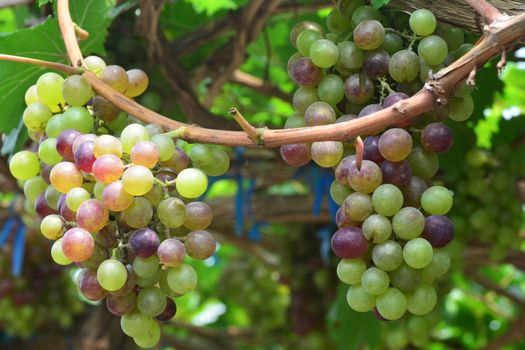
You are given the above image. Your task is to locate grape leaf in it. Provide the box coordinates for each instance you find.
[0,0,115,139]
[185,0,238,16]
[38,0,53,5]
[371,0,391,9]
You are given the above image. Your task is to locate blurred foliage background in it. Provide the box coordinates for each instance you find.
[1,0,525,349]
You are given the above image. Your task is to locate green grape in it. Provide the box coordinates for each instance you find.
[122,166,154,196]
[157,197,186,228]
[392,207,425,240]
[372,184,404,216]
[36,72,65,109]
[84,56,107,76]
[189,144,213,167]
[151,133,175,161]
[421,186,453,215]
[351,6,380,27]
[409,9,436,36]
[38,138,63,165]
[97,259,127,291]
[381,32,403,55]
[337,0,365,17]
[310,39,339,68]
[51,238,72,265]
[290,21,323,48]
[133,256,160,278]
[45,114,66,137]
[346,285,376,312]
[388,50,420,83]
[327,9,351,33]
[403,238,433,269]
[337,258,366,284]
[175,168,208,198]
[45,186,61,210]
[93,182,106,200]
[435,25,464,51]
[122,197,153,229]
[406,284,437,315]
[136,270,161,288]
[23,102,53,132]
[9,151,40,180]
[454,80,474,97]
[418,35,448,66]
[40,214,65,240]
[407,147,439,179]
[62,75,93,106]
[166,264,198,295]
[198,147,230,176]
[62,107,94,133]
[361,267,390,296]
[133,320,160,348]
[23,176,47,203]
[362,214,392,243]
[293,86,318,114]
[449,95,474,121]
[376,287,407,320]
[337,41,364,69]
[422,248,450,282]
[66,187,90,212]
[121,312,153,337]
[372,240,403,271]
[137,287,167,317]
[318,74,345,105]
[330,180,352,205]
[297,29,323,56]
[311,141,343,168]
[121,123,150,154]
[25,84,39,105]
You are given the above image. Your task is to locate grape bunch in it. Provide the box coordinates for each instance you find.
[449,146,525,260]
[0,238,84,338]
[281,2,470,320]
[9,57,230,348]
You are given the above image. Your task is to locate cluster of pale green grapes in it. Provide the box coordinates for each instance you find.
[218,255,289,335]
[0,242,83,338]
[280,1,475,320]
[380,310,442,349]
[449,146,525,260]
[9,56,231,348]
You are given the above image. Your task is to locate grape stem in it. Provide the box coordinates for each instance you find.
[355,136,364,171]
[74,23,89,41]
[497,49,507,74]
[0,54,81,75]
[229,107,265,146]
[47,0,525,148]
[385,27,418,41]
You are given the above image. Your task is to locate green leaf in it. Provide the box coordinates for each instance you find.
[185,0,238,16]
[0,0,115,133]
[371,0,391,9]
[38,0,53,6]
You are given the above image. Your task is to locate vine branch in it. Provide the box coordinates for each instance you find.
[46,1,525,149]
[465,0,504,24]
[0,54,80,75]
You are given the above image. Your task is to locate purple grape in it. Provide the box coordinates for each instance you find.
[157,238,186,267]
[291,57,322,86]
[382,92,409,108]
[95,223,119,248]
[185,230,216,260]
[184,202,213,230]
[347,159,383,193]
[336,207,355,228]
[129,228,160,258]
[421,123,453,154]
[363,136,385,163]
[381,160,412,187]
[331,227,369,259]
[304,102,336,126]
[41,164,52,184]
[401,176,429,208]
[359,104,382,118]
[79,269,107,301]
[74,141,96,173]
[106,292,137,316]
[422,215,454,247]
[336,114,358,123]
[280,144,311,167]
[335,155,356,186]
[344,72,375,105]
[363,50,390,78]
[156,298,177,321]
[35,193,58,218]
[57,129,82,161]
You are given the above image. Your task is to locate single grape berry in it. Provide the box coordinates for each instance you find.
[421,123,453,153]
[422,215,454,247]
[331,227,369,259]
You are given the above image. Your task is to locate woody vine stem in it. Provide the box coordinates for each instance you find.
[1,0,524,150]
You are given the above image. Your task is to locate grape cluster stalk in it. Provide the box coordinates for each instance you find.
[9,58,231,348]
[282,1,473,320]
